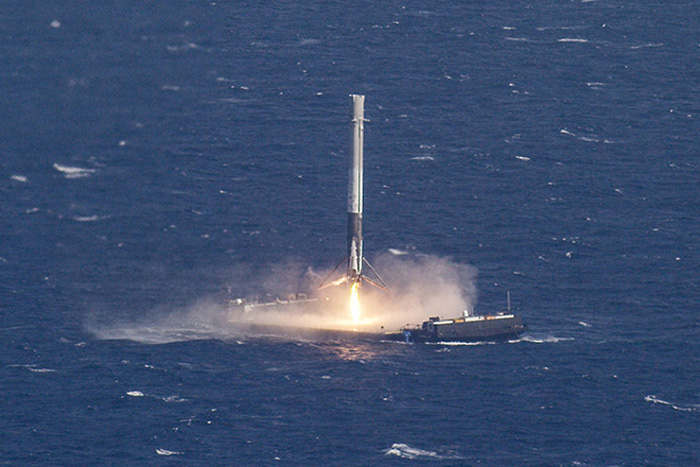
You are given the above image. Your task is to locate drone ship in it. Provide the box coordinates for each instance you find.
[228,95,526,343]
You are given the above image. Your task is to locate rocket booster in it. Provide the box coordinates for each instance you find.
[317,95,389,293]
[347,94,364,280]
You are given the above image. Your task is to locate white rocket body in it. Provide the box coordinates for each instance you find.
[317,95,389,293]
[347,94,364,281]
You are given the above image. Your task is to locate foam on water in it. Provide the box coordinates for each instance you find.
[558,38,589,43]
[72,215,107,222]
[94,324,235,345]
[26,366,57,373]
[52,163,95,179]
[427,340,496,346]
[630,43,664,50]
[645,395,700,413]
[518,334,574,344]
[161,395,189,403]
[384,443,463,460]
[156,448,183,456]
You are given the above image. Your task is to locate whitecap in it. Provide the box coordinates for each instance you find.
[27,367,56,373]
[388,248,408,256]
[579,135,600,142]
[161,395,188,403]
[72,215,105,222]
[520,335,574,344]
[578,321,592,327]
[11,175,27,182]
[558,38,589,43]
[127,391,145,397]
[410,156,435,161]
[515,155,530,161]
[630,43,663,50]
[384,443,462,460]
[537,25,583,31]
[427,340,495,346]
[559,129,603,143]
[53,163,95,179]
[156,448,183,456]
[645,395,700,413]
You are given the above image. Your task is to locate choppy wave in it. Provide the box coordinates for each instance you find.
[72,215,107,222]
[53,163,95,179]
[423,334,572,346]
[630,43,664,50]
[26,365,56,373]
[558,38,589,43]
[586,82,606,90]
[93,325,235,345]
[156,448,183,456]
[560,128,619,144]
[9,364,57,373]
[518,334,574,344]
[161,395,189,403]
[645,395,700,413]
[384,443,463,460]
[126,390,188,403]
[428,340,496,346]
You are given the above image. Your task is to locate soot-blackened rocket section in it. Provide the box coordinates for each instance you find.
[318,95,390,293]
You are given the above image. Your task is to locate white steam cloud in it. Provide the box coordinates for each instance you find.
[87,253,478,344]
[359,253,478,329]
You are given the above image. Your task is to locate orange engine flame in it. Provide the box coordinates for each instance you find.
[350,281,361,323]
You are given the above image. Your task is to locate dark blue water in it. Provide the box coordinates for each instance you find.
[2,1,699,464]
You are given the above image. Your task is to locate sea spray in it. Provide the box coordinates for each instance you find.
[87,253,479,342]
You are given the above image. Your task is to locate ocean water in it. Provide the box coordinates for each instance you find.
[2,1,699,465]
